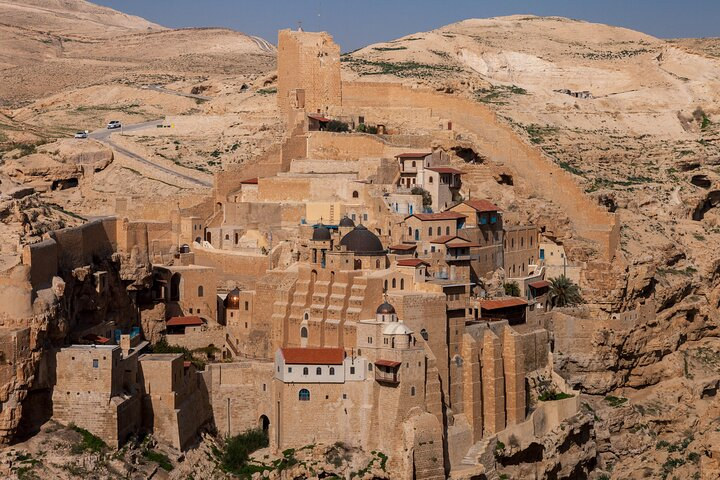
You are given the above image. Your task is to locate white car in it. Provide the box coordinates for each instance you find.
[74,131,88,139]
[107,120,122,129]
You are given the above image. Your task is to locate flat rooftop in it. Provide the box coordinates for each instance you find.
[139,353,183,361]
[65,344,118,350]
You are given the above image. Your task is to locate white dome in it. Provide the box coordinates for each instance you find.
[383,322,413,336]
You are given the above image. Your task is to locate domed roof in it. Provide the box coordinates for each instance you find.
[340,225,385,256]
[383,322,413,336]
[224,287,241,309]
[312,223,331,241]
[339,216,355,227]
[376,301,396,315]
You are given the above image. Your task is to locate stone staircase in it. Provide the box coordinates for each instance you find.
[460,437,499,480]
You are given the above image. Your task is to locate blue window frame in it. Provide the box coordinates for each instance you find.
[299,389,310,401]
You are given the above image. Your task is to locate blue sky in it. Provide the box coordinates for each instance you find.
[95,0,719,52]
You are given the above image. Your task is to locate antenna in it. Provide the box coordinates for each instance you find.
[297,20,303,32]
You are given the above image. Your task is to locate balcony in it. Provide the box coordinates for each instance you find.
[374,360,401,386]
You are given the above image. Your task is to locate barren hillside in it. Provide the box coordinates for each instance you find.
[345,16,720,478]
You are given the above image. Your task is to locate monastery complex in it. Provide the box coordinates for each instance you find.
[0,28,628,479]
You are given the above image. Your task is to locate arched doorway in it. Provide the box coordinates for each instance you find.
[170,273,181,301]
[259,415,270,433]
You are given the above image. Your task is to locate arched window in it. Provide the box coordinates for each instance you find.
[530,236,533,246]
[437,226,441,236]
[521,237,524,247]
[400,278,405,290]
[392,278,397,288]
[420,329,428,341]
[329,367,335,375]
[411,386,416,396]
[197,285,204,297]
[304,312,309,320]
[368,363,373,371]
[299,389,310,401]
[376,259,380,268]
[428,227,432,236]
[316,367,322,375]
[225,234,230,240]
[235,233,239,244]
[300,327,308,338]
[303,367,309,375]
[415,229,420,241]
[408,226,412,236]
[384,280,388,291]
[429,176,433,184]
[352,191,359,198]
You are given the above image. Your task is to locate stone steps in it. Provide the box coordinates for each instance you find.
[460,436,498,480]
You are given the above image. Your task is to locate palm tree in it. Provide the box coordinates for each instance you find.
[548,275,583,308]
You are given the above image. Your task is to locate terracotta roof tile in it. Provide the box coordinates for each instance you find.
[389,243,417,251]
[375,359,402,368]
[528,280,550,289]
[281,347,345,365]
[462,199,499,212]
[166,316,204,327]
[478,298,528,310]
[407,212,467,221]
[396,152,430,159]
[307,114,330,122]
[429,235,463,244]
[447,242,481,248]
[397,258,429,267]
[240,178,258,185]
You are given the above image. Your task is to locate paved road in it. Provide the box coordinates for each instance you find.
[248,35,276,53]
[89,121,212,188]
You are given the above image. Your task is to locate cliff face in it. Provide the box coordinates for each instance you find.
[0,245,151,443]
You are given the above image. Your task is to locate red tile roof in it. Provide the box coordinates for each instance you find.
[429,235,463,244]
[307,114,330,122]
[397,258,429,267]
[528,280,550,289]
[83,334,110,344]
[396,152,430,159]
[166,316,204,327]
[462,199,499,212]
[389,244,417,251]
[375,359,402,368]
[427,167,464,174]
[478,298,528,310]
[240,178,258,185]
[280,347,345,365]
[407,212,467,221]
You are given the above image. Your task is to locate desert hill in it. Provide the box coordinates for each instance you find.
[0,0,275,106]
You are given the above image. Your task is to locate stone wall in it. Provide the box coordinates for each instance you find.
[341,81,619,262]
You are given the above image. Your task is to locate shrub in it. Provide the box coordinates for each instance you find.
[410,187,432,207]
[70,424,107,453]
[604,395,628,407]
[221,428,269,475]
[325,120,349,132]
[504,281,521,297]
[143,450,174,471]
[538,391,574,401]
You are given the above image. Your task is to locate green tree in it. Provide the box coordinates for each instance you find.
[411,186,432,208]
[504,281,521,297]
[548,275,583,308]
[325,120,349,132]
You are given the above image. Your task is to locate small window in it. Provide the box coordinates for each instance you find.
[225,234,230,240]
[303,367,309,375]
[352,191,359,198]
[288,367,293,373]
[429,176,433,184]
[400,278,405,290]
[245,322,248,328]
[368,336,373,344]
[420,329,428,341]
[245,301,249,311]
[301,327,308,338]
[350,366,355,374]
[92,359,98,368]
[368,363,373,371]
[299,389,310,401]
[437,226,441,235]
[343,393,347,399]
[412,161,416,167]
[329,367,335,375]
[189,308,193,313]
[198,285,204,297]
[428,227,432,236]
[277,366,280,372]
[392,278,396,288]
[316,367,322,375]
[363,213,368,221]
[263,384,266,391]
[446,226,450,235]
[411,386,416,396]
